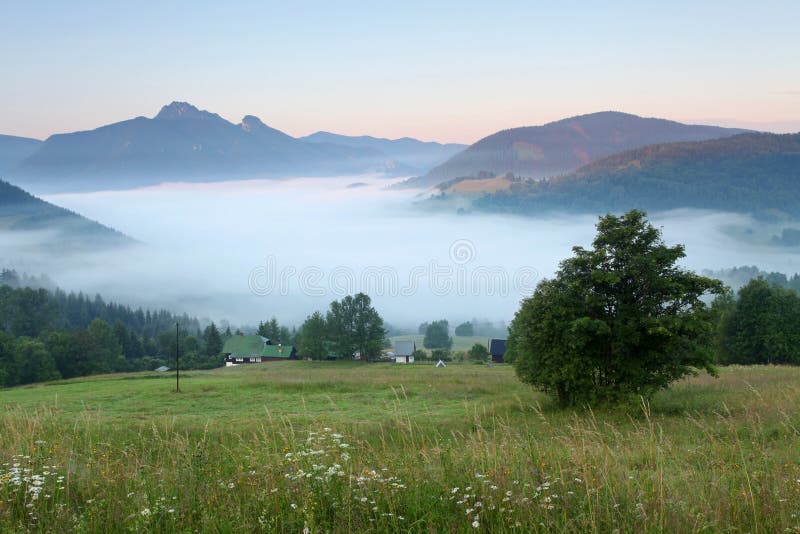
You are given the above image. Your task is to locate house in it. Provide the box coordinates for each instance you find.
[489,339,507,363]
[394,340,415,364]
[223,335,297,366]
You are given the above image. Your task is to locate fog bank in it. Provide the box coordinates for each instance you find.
[15,175,798,327]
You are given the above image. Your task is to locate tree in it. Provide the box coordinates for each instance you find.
[716,278,800,365]
[423,320,452,349]
[468,342,489,362]
[258,317,281,341]
[87,318,123,373]
[455,321,474,336]
[326,293,386,361]
[14,338,60,385]
[508,210,723,407]
[417,322,429,335]
[204,323,224,357]
[297,311,328,359]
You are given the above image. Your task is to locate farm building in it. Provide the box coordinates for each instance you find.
[223,335,297,366]
[489,339,507,363]
[394,340,415,364]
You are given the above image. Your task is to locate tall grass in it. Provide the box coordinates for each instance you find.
[1,363,799,532]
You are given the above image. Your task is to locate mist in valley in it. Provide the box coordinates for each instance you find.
[1,175,795,329]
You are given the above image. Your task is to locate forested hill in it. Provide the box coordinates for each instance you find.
[399,111,749,189]
[0,269,204,339]
[0,179,134,252]
[0,270,223,387]
[470,132,800,217]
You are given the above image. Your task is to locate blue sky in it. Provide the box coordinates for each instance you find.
[2,1,799,143]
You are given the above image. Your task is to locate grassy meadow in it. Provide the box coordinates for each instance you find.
[1,361,799,532]
[389,334,489,353]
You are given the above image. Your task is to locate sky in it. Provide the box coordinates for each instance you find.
[2,1,799,144]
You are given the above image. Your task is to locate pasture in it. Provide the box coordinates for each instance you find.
[1,362,799,532]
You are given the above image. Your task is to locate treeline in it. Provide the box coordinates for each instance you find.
[0,271,230,387]
[704,265,800,293]
[713,278,800,365]
[0,269,204,336]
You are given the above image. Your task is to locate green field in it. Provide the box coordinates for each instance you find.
[1,362,800,532]
[390,334,491,353]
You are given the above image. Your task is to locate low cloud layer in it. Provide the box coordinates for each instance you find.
[6,176,794,328]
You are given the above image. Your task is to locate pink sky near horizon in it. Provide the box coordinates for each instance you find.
[7,103,800,145]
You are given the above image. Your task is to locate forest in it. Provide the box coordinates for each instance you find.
[468,133,800,218]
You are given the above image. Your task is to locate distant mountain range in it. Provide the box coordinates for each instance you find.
[0,134,42,173]
[398,111,751,189]
[467,132,800,218]
[0,179,134,252]
[4,102,464,194]
[300,131,465,175]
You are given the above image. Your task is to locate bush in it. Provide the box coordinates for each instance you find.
[468,343,489,362]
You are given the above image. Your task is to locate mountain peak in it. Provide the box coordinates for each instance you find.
[240,115,266,132]
[155,101,206,120]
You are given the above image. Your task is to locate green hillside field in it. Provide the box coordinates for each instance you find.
[389,334,490,354]
[1,362,799,532]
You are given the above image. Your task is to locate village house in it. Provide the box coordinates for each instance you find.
[394,340,415,364]
[489,338,507,363]
[223,335,297,366]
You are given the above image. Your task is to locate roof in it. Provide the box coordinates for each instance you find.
[394,340,416,356]
[489,339,507,356]
[223,335,293,358]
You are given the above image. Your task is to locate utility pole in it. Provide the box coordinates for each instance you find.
[176,322,180,393]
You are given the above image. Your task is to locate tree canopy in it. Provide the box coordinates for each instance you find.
[454,321,474,336]
[508,210,723,406]
[297,311,329,360]
[423,320,453,349]
[715,278,800,365]
[326,293,386,361]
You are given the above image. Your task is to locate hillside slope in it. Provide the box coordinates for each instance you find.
[0,179,134,251]
[0,134,42,173]
[400,111,750,189]
[469,132,800,217]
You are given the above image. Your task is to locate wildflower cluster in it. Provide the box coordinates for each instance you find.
[442,468,592,529]
[281,428,407,526]
[0,452,64,522]
[284,428,350,483]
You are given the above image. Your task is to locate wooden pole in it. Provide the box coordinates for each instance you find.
[176,322,180,393]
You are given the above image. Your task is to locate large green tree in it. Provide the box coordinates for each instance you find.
[508,210,723,406]
[297,311,329,360]
[423,320,452,349]
[716,278,800,365]
[455,321,474,336]
[326,293,386,361]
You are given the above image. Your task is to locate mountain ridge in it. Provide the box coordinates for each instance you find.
[6,102,461,194]
[467,131,800,218]
[398,111,752,189]
[0,179,135,252]
[0,134,42,173]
